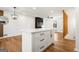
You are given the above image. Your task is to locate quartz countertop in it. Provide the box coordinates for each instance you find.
[0,28,53,39]
[20,28,52,33]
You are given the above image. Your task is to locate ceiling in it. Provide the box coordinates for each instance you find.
[0,7,75,17]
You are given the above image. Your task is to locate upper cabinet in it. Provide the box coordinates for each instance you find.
[0,10,4,16]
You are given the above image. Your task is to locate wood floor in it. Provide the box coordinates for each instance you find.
[44,32,76,52]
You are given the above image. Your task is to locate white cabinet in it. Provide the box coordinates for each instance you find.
[22,29,53,52]
[32,30,53,52]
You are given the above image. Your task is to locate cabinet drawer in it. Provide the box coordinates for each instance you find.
[32,37,46,52]
[40,38,45,42]
[40,45,45,51]
[32,31,51,42]
[39,42,48,52]
[33,37,47,45]
[32,31,47,38]
[32,30,52,52]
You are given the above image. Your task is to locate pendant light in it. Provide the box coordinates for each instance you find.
[12,7,18,20]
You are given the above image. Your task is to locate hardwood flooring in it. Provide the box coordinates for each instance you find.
[44,32,75,52]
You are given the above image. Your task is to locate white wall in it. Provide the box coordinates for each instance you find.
[3,11,35,36]
[43,11,63,32]
[54,15,63,32]
[67,9,76,36]
[75,8,79,50]
[43,17,53,29]
[65,9,76,39]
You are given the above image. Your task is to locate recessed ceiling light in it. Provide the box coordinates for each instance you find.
[32,7,36,10]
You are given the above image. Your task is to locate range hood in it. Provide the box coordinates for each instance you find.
[0,16,8,24]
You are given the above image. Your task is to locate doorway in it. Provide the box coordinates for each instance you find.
[63,10,68,38]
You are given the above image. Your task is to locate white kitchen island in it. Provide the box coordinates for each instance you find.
[21,28,54,52]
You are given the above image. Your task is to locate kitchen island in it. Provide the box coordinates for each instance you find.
[0,34,22,52]
[21,28,53,52]
[0,28,53,52]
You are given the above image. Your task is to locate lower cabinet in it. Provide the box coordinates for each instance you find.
[0,35,22,52]
[32,30,53,52]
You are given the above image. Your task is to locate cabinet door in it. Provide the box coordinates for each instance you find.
[5,35,22,52]
[0,39,6,49]
[11,36,22,52]
[32,37,40,52]
[5,38,13,52]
